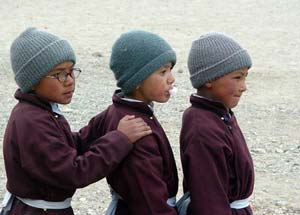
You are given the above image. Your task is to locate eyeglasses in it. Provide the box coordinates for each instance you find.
[46,68,81,82]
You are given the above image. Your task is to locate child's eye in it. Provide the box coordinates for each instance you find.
[160,70,167,75]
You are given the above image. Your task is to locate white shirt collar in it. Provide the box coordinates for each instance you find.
[50,102,63,115]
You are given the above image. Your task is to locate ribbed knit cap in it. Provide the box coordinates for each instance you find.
[109,30,176,94]
[10,27,76,92]
[188,32,252,89]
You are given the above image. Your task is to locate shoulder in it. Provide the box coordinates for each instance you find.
[182,106,223,132]
[9,102,65,132]
[11,102,49,121]
[5,103,67,149]
[131,118,167,158]
[181,108,230,150]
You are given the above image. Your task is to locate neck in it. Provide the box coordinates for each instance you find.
[197,87,211,98]
[126,90,151,104]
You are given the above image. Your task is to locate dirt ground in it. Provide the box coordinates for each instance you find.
[0,0,300,214]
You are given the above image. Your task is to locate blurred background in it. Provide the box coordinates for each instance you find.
[0,0,300,214]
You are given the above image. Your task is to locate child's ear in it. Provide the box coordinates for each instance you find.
[204,82,212,88]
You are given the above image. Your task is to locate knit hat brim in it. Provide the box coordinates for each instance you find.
[190,49,252,89]
[14,39,76,92]
[120,50,176,94]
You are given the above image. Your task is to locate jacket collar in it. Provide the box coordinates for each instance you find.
[112,89,154,116]
[14,89,53,112]
[190,93,233,118]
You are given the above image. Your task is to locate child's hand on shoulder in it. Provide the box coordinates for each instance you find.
[117,115,152,143]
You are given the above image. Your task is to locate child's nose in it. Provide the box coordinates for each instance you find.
[64,74,75,85]
[168,72,175,85]
[240,81,247,92]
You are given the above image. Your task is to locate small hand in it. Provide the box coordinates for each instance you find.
[117,115,152,144]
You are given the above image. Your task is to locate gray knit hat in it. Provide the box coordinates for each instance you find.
[10,27,76,92]
[109,30,176,94]
[188,32,252,89]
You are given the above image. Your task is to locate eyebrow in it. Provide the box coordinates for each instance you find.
[236,71,248,76]
[163,64,172,68]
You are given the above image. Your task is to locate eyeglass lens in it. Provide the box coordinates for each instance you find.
[58,69,80,82]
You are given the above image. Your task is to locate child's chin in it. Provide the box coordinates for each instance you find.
[156,97,170,103]
[228,102,239,109]
[60,99,72,105]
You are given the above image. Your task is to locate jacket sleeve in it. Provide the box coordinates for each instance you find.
[109,134,177,215]
[181,127,233,215]
[72,111,112,153]
[15,112,132,189]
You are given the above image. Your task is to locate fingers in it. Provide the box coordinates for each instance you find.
[129,122,151,133]
[130,127,152,143]
[136,125,152,133]
[133,125,152,139]
[126,116,145,124]
[137,128,152,136]
[121,115,135,121]
[135,120,149,128]
[144,125,151,131]
[117,115,152,143]
[122,116,148,127]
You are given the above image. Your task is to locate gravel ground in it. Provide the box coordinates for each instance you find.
[1,0,300,214]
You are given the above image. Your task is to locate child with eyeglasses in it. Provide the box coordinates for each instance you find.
[0,27,152,215]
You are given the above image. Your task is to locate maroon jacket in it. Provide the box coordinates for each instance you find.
[3,89,132,215]
[180,95,254,215]
[104,91,178,215]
